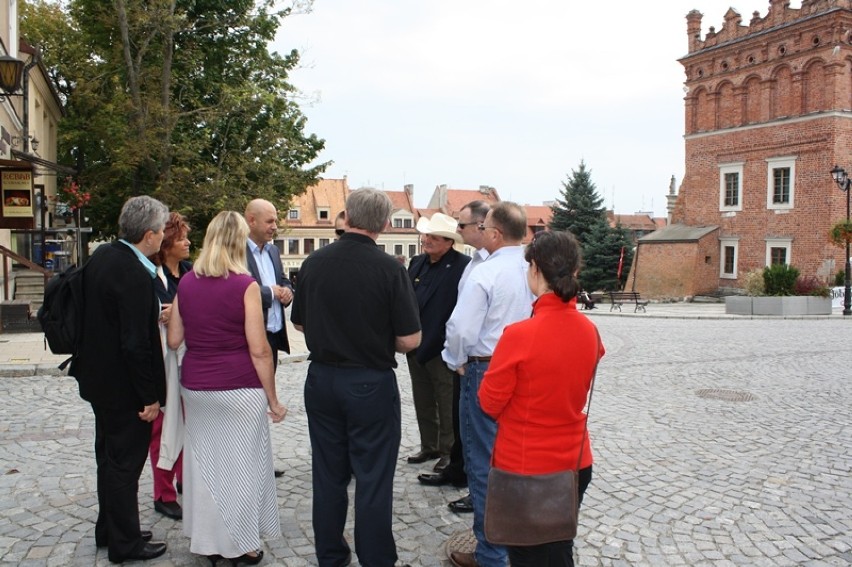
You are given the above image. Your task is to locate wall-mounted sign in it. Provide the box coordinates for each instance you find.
[2,169,33,218]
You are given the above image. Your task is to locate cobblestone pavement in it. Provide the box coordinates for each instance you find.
[1,314,851,566]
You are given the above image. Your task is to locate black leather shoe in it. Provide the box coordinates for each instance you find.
[274,469,285,478]
[230,549,264,565]
[154,499,182,520]
[96,530,153,548]
[417,470,467,488]
[406,450,440,464]
[109,541,167,563]
[448,494,474,513]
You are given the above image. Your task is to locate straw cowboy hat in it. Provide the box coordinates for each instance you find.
[416,213,462,243]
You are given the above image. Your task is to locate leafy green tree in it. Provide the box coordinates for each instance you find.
[21,0,328,238]
[549,160,607,245]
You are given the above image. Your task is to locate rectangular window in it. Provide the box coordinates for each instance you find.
[377,244,386,253]
[288,209,299,220]
[304,239,315,254]
[723,246,735,274]
[772,167,790,204]
[719,162,744,212]
[765,238,792,267]
[393,219,402,228]
[408,244,417,258]
[403,218,413,228]
[288,239,299,255]
[719,239,739,279]
[724,173,739,207]
[394,244,403,255]
[318,209,329,220]
[319,238,330,248]
[766,156,796,210]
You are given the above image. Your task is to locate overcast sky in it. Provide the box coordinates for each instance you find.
[272,1,790,217]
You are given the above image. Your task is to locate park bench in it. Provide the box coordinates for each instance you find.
[607,291,649,313]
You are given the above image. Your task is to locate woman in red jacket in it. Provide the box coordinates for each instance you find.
[479,230,604,567]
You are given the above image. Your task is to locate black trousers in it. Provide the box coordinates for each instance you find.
[507,465,593,567]
[442,371,467,485]
[92,403,152,561]
[305,362,401,567]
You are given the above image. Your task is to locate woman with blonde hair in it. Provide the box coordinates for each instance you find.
[168,211,286,566]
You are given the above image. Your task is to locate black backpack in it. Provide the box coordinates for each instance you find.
[37,263,86,370]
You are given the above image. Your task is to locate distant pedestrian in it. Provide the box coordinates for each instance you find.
[70,195,170,563]
[168,211,286,565]
[291,188,421,567]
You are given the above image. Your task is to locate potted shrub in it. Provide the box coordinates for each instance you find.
[726,266,832,315]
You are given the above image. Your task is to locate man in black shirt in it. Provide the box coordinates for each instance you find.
[291,188,421,567]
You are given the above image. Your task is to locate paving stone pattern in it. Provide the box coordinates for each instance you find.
[0,315,850,566]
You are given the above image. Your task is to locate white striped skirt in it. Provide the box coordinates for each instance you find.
[181,387,281,558]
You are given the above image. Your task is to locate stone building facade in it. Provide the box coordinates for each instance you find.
[632,0,852,298]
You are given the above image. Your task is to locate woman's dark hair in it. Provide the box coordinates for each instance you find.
[524,230,583,302]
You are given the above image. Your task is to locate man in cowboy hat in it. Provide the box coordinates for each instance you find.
[405,213,471,472]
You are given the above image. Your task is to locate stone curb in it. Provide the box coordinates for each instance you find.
[0,353,312,378]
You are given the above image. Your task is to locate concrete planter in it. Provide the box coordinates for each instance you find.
[724,296,753,315]
[725,296,832,316]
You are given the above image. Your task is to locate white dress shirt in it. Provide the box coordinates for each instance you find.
[247,239,283,333]
[441,245,534,371]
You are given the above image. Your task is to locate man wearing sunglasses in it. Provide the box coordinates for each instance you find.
[442,201,535,567]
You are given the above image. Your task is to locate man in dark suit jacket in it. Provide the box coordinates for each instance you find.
[245,199,294,363]
[405,213,470,474]
[245,199,294,478]
[70,196,169,563]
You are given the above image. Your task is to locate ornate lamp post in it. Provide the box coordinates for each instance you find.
[829,165,852,316]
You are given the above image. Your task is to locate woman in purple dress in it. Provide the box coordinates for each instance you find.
[168,211,286,565]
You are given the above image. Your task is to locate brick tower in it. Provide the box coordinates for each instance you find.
[631,1,852,298]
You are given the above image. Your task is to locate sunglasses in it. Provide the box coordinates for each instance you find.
[477,223,502,233]
[334,229,345,237]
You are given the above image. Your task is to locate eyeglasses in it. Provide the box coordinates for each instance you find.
[334,229,345,237]
[477,223,502,233]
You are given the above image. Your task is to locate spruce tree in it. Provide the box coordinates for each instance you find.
[549,160,635,291]
[549,160,607,245]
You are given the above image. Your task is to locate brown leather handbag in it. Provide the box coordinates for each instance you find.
[484,338,600,546]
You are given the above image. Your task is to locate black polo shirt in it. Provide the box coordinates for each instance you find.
[291,232,421,370]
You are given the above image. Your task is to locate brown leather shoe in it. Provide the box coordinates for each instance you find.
[449,550,478,567]
[433,456,451,472]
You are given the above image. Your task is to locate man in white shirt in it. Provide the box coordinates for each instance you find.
[245,199,294,477]
[442,201,535,567]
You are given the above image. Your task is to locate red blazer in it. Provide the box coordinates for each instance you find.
[479,293,604,474]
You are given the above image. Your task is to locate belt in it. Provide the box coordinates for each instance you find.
[467,356,492,363]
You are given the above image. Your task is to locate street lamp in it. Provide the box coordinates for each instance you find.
[829,165,852,316]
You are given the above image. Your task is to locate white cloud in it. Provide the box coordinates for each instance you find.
[274,1,794,216]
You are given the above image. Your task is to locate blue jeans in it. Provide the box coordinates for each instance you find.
[460,361,507,566]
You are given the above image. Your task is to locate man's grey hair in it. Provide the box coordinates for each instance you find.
[346,188,392,234]
[118,196,170,244]
[490,201,527,242]
[462,200,491,223]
